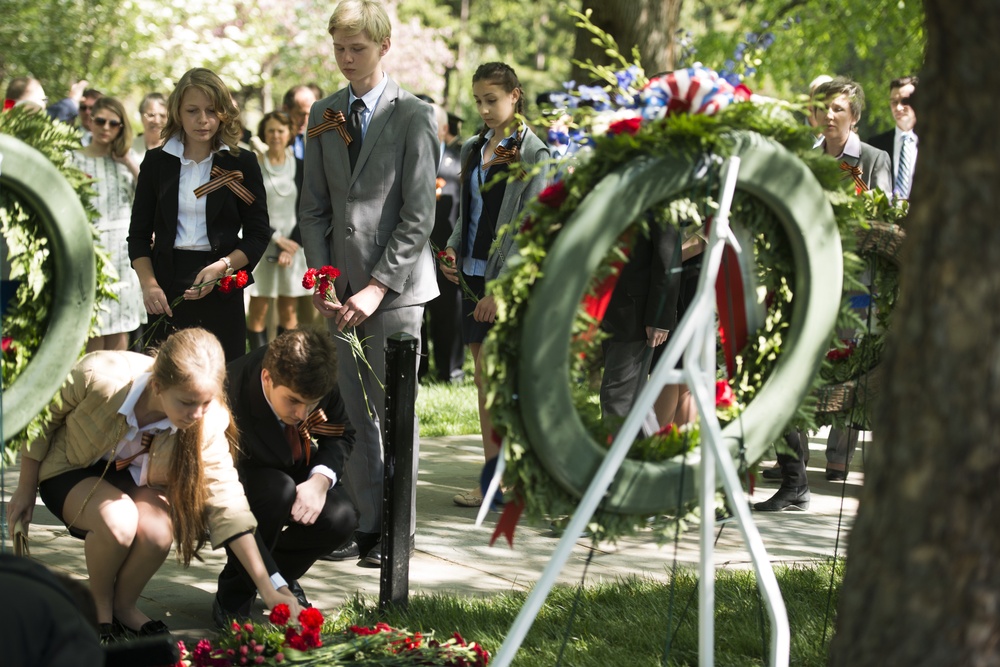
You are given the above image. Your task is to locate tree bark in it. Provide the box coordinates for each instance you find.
[571,1,683,82]
[829,1,1000,665]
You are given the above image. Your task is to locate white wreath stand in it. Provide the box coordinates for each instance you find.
[480,157,790,667]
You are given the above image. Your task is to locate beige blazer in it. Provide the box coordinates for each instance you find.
[298,76,440,309]
[24,351,256,548]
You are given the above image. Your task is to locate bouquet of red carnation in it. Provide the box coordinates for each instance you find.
[302,266,341,305]
[218,270,250,294]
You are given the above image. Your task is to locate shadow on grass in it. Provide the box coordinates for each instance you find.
[338,561,844,666]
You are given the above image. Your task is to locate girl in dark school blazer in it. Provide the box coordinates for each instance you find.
[128,67,271,361]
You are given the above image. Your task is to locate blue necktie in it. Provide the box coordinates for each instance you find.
[895,134,913,200]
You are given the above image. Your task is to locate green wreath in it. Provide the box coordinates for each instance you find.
[484,101,869,541]
[1,108,116,460]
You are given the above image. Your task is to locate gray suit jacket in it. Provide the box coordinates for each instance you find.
[298,76,440,310]
[446,127,550,282]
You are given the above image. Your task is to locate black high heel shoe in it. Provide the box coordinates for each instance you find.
[114,616,171,637]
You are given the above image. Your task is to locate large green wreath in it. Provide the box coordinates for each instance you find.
[1,108,117,461]
[484,100,870,541]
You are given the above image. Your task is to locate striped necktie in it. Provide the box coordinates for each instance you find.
[116,431,154,471]
[895,134,913,200]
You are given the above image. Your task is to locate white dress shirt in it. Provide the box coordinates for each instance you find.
[162,135,230,249]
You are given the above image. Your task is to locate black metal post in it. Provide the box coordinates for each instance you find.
[379,333,417,612]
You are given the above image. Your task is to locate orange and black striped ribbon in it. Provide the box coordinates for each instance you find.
[482,143,520,171]
[115,431,154,471]
[290,408,346,466]
[839,161,868,193]
[193,166,256,205]
[306,109,352,145]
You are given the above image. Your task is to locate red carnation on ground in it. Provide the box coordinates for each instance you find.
[608,116,642,136]
[298,607,324,630]
[537,181,568,208]
[269,603,290,626]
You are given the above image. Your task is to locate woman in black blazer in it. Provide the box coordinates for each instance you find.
[128,68,271,361]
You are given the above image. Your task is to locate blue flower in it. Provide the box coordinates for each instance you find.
[563,79,577,91]
[577,85,612,111]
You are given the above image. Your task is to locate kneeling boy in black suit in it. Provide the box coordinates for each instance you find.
[214,328,357,623]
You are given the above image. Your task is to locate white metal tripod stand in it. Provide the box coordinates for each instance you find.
[486,157,790,667]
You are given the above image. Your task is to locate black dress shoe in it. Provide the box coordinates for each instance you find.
[825,469,848,481]
[212,594,253,628]
[359,535,416,568]
[320,539,360,561]
[753,485,810,512]
[359,540,382,568]
[286,580,311,608]
[761,465,783,481]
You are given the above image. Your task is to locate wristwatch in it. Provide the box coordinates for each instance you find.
[221,255,234,276]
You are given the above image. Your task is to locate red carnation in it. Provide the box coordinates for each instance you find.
[715,380,735,408]
[298,607,324,630]
[302,268,319,290]
[437,249,455,266]
[234,270,249,288]
[655,422,676,437]
[2,337,13,354]
[608,116,642,136]
[269,604,290,626]
[319,265,340,280]
[217,275,235,294]
[537,181,568,208]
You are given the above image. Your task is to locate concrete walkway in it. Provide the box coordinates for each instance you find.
[0,428,865,644]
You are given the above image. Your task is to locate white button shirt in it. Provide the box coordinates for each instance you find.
[162,135,229,250]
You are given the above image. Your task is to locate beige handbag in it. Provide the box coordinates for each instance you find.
[12,519,29,557]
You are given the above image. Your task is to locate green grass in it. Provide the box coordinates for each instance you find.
[417,379,481,436]
[335,561,843,666]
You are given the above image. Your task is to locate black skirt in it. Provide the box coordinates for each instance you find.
[38,462,139,539]
[460,273,493,345]
[143,249,247,361]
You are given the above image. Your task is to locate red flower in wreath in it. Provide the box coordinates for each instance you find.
[537,181,568,208]
[607,116,642,136]
[715,380,735,408]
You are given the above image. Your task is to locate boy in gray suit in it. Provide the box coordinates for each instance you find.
[298,0,439,566]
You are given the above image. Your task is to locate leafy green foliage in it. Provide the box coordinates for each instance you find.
[689,0,925,135]
[1,109,116,460]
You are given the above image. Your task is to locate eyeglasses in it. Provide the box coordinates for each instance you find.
[93,117,123,129]
[79,104,93,112]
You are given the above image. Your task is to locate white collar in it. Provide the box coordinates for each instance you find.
[894,126,918,144]
[163,135,229,164]
[348,72,389,112]
[117,372,178,434]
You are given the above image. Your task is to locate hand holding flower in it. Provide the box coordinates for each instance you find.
[438,247,459,285]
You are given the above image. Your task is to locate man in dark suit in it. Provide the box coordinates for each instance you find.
[420,104,465,383]
[299,0,439,566]
[600,223,681,430]
[867,76,919,202]
[214,328,357,622]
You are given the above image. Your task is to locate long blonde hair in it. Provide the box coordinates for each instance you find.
[162,68,243,154]
[151,328,238,566]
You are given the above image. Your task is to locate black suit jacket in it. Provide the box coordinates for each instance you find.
[431,140,461,250]
[226,345,354,478]
[867,130,896,179]
[128,145,272,286]
[602,222,681,342]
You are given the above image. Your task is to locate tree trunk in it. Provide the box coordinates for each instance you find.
[571,1,683,82]
[829,1,1000,665]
